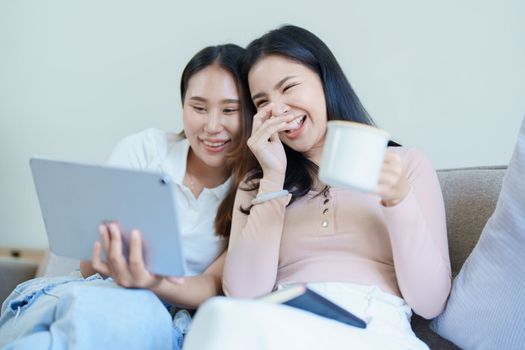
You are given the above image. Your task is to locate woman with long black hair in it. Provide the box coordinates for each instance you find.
[185,25,451,349]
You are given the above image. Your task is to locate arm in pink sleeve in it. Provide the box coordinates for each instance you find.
[383,149,451,319]
[222,179,291,298]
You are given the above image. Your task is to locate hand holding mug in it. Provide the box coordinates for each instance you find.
[319,121,410,207]
[375,151,410,207]
[320,121,390,192]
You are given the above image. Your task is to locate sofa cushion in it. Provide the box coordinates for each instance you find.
[437,166,505,277]
[431,116,525,349]
[0,258,39,306]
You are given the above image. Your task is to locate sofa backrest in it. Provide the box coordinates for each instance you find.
[436,166,506,277]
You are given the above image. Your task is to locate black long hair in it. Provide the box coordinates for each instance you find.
[239,25,399,208]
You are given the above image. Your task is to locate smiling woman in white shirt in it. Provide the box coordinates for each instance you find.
[0,44,250,350]
[101,128,232,277]
[81,43,251,344]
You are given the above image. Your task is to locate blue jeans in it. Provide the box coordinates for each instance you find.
[0,273,177,350]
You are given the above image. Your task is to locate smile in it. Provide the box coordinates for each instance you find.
[200,138,231,153]
[285,115,306,132]
[282,115,306,139]
[202,140,229,147]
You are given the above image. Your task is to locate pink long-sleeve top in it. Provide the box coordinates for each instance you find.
[223,147,452,319]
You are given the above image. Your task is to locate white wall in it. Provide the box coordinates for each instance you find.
[1,0,524,249]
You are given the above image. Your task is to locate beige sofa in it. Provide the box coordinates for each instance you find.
[0,166,507,349]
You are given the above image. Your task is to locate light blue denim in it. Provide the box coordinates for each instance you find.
[0,273,177,350]
[171,309,192,350]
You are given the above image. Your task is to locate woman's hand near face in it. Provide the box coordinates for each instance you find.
[375,151,411,207]
[91,223,183,289]
[247,103,297,183]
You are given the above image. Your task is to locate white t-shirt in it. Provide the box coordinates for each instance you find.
[107,128,229,276]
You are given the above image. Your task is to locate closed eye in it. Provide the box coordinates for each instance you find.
[283,83,299,93]
[254,99,269,109]
[223,108,239,114]
[193,106,206,113]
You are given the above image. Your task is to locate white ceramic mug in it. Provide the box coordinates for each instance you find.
[319,121,390,192]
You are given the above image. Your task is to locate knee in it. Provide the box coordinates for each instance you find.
[55,285,172,346]
[185,297,275,350]
[59,285,170,325]
[185,297,247,348]
[194,297,237,325]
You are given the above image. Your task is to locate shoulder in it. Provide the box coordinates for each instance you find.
[120,128,172,151]
[389,146,433,166]
[108,128,182,168]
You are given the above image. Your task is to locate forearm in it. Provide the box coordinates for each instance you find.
[151,251,227,309]
[150,273,222,309]
[223,219,283,297]
[223,179,291,297]
[385,189,451,318]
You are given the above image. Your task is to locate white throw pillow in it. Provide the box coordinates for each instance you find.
[431,116,525,349]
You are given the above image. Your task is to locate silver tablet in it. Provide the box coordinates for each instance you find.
[30,157,187,277]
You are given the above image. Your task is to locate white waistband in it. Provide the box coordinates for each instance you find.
[279,281,414,329]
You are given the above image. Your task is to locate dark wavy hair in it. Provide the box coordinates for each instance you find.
[178,44,252,238]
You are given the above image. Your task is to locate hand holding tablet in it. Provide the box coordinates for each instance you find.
[91,223,184,288]
[30,157,188,277]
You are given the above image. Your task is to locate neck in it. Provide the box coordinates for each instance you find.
[186,150,230,189]
[303,137,327,191]
[305,138,325,166]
